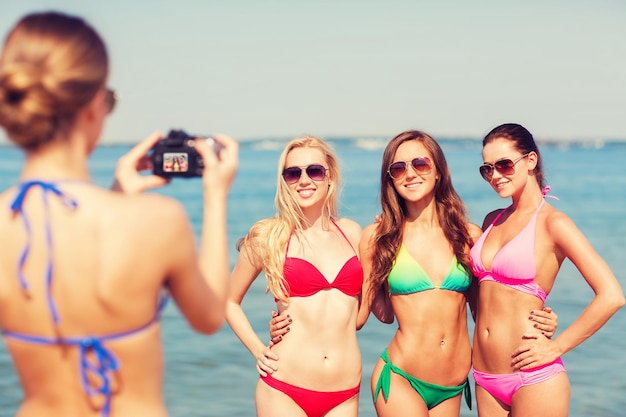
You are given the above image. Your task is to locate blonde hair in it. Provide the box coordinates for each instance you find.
[237,136,341,301]
[0,12,108,150]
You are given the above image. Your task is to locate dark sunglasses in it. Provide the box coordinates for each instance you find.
[282,164,328,184]
[388,157,432,180]
[479,153,530,181]
[105,88,117,114]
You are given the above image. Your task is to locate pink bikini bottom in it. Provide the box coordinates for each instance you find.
[472,358,566,406]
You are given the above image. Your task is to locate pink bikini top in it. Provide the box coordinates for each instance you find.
[282,219,363,298]
[470,193,553,303]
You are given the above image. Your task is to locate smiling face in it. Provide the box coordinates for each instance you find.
[389,139,438,204]
[283,146,330,212]
[482,137,537,198]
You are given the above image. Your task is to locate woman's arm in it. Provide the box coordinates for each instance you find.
[357,223,394,329]
[512,211,624,370]
[466,222,484,320]
[548,211,624,353]
[142,133,238,334]
[226,244,279,377]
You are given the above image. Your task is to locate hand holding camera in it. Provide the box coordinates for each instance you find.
[112,129,237,195]
[152,130,223,178]
[112,131,169,194]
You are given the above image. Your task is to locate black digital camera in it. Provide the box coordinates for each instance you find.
[151,129,221,178]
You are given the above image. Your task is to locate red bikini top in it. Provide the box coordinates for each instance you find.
[282,219,363,298]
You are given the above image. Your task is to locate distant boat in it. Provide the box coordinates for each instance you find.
[251,140,286,151]
[354,138,387,151]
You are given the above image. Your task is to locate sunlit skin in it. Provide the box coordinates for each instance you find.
[355,140,477,417]
[285,148,329,211]
[0,13,238,417]
[270,141,560,416]
[472,136,624,417]
[226,144,363,417]
[268,137,561,417]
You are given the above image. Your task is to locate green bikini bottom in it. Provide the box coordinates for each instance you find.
[374,349,472,410]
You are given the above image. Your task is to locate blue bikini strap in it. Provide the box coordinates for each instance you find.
[2,292,168,417]
[10,180,79,326]
[7,180,169,417]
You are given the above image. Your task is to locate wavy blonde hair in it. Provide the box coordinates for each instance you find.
[237,136,341,301]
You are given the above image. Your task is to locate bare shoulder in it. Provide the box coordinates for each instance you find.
[361,222,378,239]
[542,204,578,238]
[236,217,275,264]
[335,217,362,236]
[482,208,505,229]
[127,192,185,218]
[359,222,378,252]
[467,222,483,242]
[103,191,190,237]
[335,217,362,249]
[244,217,276,241]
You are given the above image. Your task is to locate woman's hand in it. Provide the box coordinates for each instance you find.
[511,333,563,371]
[195,133,238,195]
[529,306,558,338]
[256,345,279,377]
[268,310,291,345]
[513,306,562,370]
[111,131,170,194]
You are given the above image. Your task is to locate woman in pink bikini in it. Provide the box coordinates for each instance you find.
[226,136,363,417]
[471,123,624,416]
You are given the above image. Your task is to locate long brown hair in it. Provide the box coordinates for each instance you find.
[370,130,473,295]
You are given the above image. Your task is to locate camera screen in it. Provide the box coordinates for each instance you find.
[163,152,189,173]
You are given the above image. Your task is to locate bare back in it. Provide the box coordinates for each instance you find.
[0,182,192,417]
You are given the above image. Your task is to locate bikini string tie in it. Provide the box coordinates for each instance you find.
[78,337,120,417]
[541,185,559,200]
[10,180,78,326]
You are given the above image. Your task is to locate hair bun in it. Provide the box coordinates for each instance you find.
[0,64,59,148]
[0,11,108,150]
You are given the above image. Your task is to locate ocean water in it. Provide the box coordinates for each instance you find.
[0,137,624,417]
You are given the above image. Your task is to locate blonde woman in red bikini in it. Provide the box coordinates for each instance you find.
[226,136,363,417]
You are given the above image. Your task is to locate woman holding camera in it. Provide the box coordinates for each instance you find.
[0,11,238,417]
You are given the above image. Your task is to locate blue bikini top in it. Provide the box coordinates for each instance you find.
[2,180,168,417]
[388,244,471,295]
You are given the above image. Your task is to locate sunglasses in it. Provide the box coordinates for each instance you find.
[388,157,432,180]
[105,88,117,114]
[282,164,328,184]
[479,153,530,181]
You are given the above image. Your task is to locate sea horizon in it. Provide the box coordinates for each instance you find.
[0,136,624,417]
[1,133,626,149]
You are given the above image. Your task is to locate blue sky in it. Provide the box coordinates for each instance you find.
[1,1,625,144]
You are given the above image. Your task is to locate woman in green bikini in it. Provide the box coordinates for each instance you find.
[356,130,479,416]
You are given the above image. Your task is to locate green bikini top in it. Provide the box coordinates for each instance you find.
[388,244,471,295]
